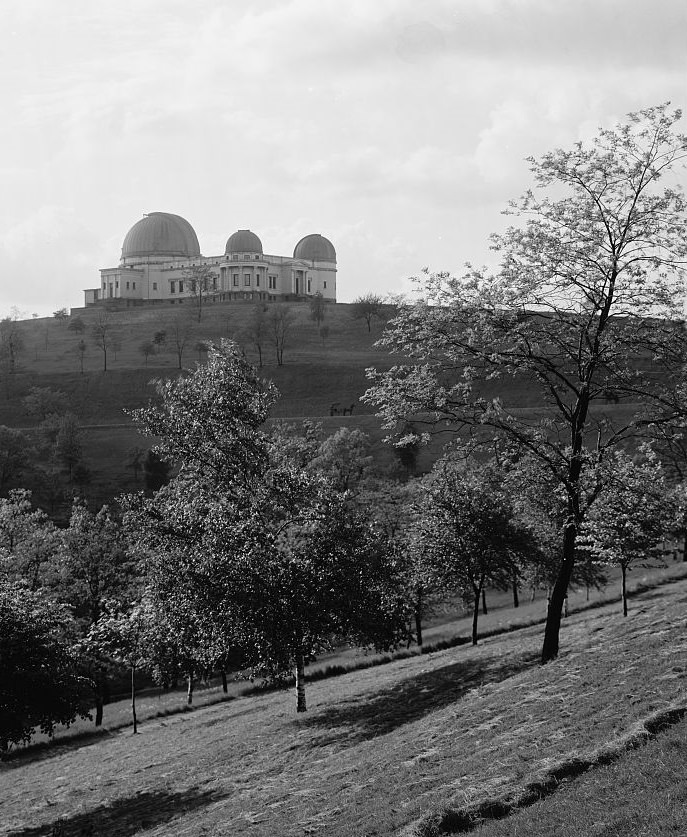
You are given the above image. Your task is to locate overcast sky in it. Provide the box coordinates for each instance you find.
[2,0,687,317]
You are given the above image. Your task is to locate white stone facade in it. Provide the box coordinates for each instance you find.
[84,213,337,307]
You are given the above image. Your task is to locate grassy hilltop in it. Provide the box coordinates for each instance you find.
[1,301,444,507]
[2,299,646,511]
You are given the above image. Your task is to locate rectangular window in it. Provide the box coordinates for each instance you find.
[132,282,136,290]
[152,282,157,290]
[233,254,239,260]
[115,281,119,289]
[179,281,184,293]
[233,274,239,287]
[307,279,311,293]
[102,282,106,289]
[126,281,130,290]
[268,276,277,290]
[244,273,251,286]
[255,255,259,260]
[256,276,260,287]
[323,281,327,289]
[170,281,176,294]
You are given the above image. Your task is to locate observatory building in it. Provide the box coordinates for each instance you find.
[84,212,337,307]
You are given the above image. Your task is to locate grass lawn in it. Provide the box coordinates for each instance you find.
[475,720,687,837]
[3,572,687,837]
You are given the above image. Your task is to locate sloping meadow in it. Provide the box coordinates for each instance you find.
[3,578,687,837]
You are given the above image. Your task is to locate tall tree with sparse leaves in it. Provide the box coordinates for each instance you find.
[365,104,687,663]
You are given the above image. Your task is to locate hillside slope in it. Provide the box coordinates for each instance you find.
[2,571,686,837]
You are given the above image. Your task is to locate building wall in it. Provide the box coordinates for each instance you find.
[87,248,337,306]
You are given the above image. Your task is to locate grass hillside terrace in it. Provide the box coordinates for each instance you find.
[2,565,686,836]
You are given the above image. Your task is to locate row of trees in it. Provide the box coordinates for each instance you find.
[3,334,681,749]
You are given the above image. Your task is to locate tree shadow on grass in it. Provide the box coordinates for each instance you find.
[304,649,539,746]
[6,786,223,837]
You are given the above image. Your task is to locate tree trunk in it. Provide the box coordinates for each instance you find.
[295,650,307,712]
[94,671,108,727]
[221,670,228,693]
[95,694,104,727]
[472,586,481,646]
[481,588,488,615]
[621,563,628,617]
[131,666,138,734]
[414,606,423,647]
[564,596,569,618]
[187,672,194,705]
[512,576,519,608]
[541,522,576,663]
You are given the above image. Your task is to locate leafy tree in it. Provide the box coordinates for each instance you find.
[53,413,82,480]
[166,313,193,369]
[143,449,172,492]
[67,317,85,335]
[182,264,218,323]
[127,340,405,712]
[58,501,136,725]
[91,309,115,372]
[0,580,90,752]
[580,450,673,616]
[364,477,442,647]
[309,292,327,328]
[0,315,24,375]
[351,293,386,332]
[0,490,62,589]
[127,447,145,483]
[419,457,533,645]
[139,340,155,366]
[268,305,294,366]
[86,602,154,734]
[0,427,32,494]
[76,339,87,374]
[52,308,69,322]
[310,427,374,494]
[23,386,68,421]
[242,302,268,368]
[365,104,687,663]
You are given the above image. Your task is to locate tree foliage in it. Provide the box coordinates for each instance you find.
[309,292,327,329]
[0,427,32,495]
[418,456,534,645]
[351,293,387,332]
[0,490,61,589]
[365,104,687,662]
[126,340,405,711]
[0,580,90,751]
[580,449,674,616]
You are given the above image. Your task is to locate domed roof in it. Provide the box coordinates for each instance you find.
[293,234,336,262]
[225,230,263,255]
[122,212,200,259]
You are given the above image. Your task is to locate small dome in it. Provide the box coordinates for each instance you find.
[293,234,336,262]
[225,230,263,255]
[122,212,200,259]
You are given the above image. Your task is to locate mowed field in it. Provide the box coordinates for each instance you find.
[3,568,687,837]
